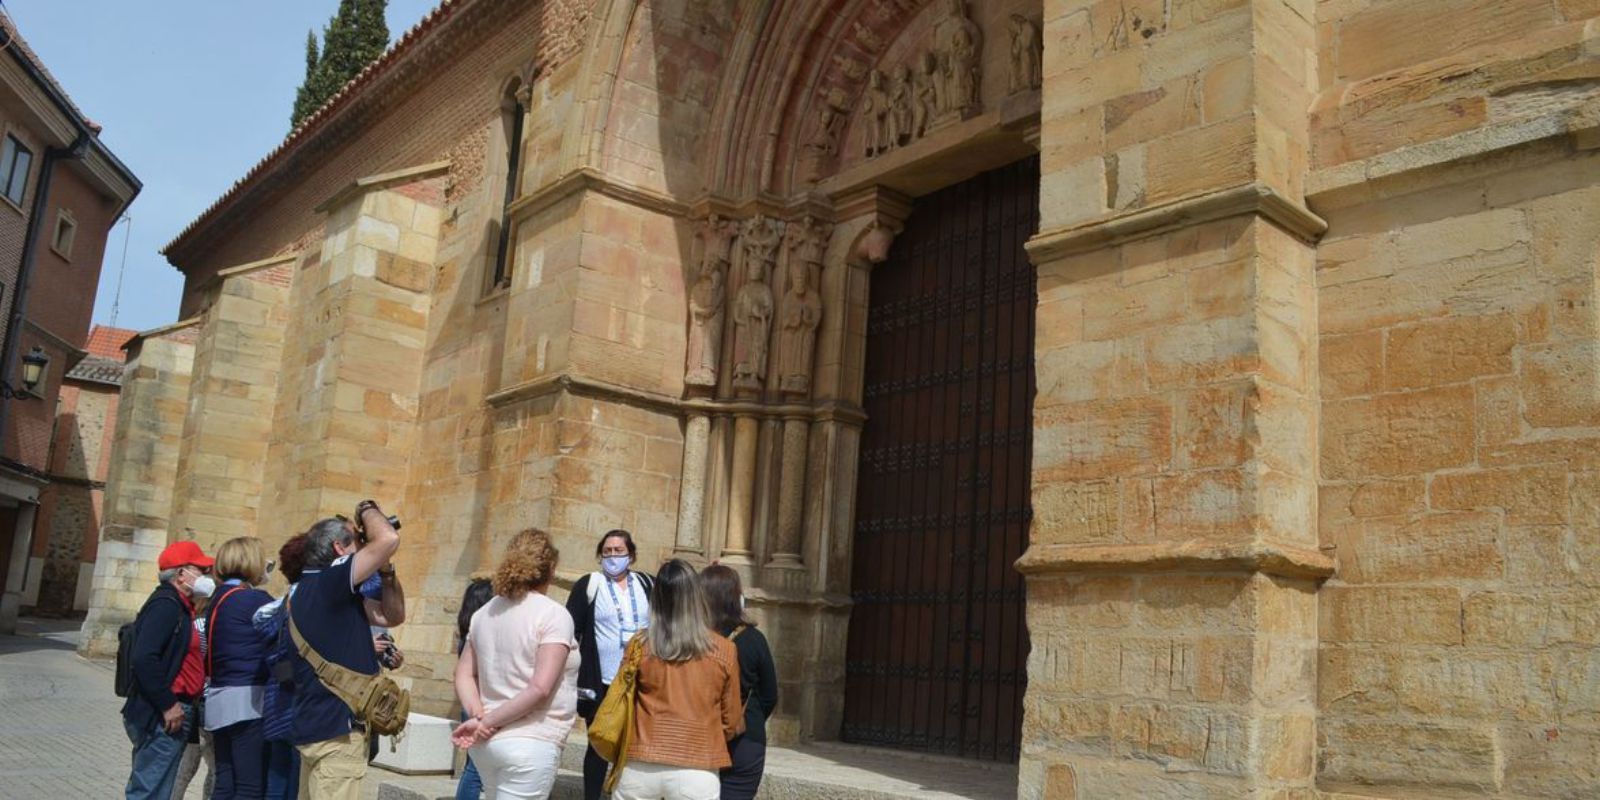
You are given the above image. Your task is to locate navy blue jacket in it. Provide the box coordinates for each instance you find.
[206,585,273,687]
[120,583,194,731]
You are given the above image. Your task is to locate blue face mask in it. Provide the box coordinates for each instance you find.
[601,555,631,578]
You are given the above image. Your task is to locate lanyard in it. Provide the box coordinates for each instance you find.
[603,572,640,647]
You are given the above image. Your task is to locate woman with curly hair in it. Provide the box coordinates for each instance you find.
[452,530,579,799]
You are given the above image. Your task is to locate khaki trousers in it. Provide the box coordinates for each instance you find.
[297,731,367,800]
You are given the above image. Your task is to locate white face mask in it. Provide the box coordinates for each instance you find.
[191,575,217,599]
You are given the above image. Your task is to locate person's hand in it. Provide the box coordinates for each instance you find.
[451,718,495,747]
[162,703,185,734]
[388,647,404,669]
[373,636,387,655]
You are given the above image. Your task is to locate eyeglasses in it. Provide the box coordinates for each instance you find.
[600,548,630,557]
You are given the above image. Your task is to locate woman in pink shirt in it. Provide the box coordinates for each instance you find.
[453,529,580,799]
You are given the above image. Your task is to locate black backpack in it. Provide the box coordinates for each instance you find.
[114,596,184,698]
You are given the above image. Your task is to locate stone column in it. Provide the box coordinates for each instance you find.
[673,413,710,555]
[723,413,760,564]
[1019,0,1326,796]
[768,414,809,567]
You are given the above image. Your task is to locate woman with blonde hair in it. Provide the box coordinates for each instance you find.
[204,536,277,799]
[611,559,743,800]
[453,530,579,799]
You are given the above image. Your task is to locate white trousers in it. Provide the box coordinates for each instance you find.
[611,760,720,800]
[469,737,562,800]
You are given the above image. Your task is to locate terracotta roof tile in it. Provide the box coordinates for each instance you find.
[84,325,137,360]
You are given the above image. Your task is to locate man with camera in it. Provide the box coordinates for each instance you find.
[287,501,406,800]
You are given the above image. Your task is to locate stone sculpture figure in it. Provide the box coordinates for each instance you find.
[1009,14,1042,92]
[685,215,737,387]
[862,70,891,157]
[779,217,830,395]
[888,65,914,149]
[933,0,982,122]
[913,51,938,137]
[732,216,781,393]
[809,87,852,155]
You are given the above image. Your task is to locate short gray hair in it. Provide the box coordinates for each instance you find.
[158,567,180,584]
[303,518,355,569]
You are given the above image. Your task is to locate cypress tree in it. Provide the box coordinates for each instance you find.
[290,30,321,128]
[290,0,390,130]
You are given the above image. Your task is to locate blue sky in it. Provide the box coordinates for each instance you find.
[4,0,439,333]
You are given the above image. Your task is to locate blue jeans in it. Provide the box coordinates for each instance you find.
[455,710,481,800]
[264,740,298,800]
[123,702,192,800]
[212,718,267,799]
[455,756,482,799]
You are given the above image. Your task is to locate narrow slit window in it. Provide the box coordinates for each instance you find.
[491,82,526,291]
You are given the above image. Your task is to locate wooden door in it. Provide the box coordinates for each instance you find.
[843,156,1038,762]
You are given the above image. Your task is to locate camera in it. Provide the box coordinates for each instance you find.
[353,500,402,542]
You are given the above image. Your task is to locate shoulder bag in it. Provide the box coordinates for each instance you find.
[286,594,410,737]
[589,632,647,793]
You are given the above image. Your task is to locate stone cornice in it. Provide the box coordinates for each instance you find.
[314,161,452,214]
[190,253,299,296]
[485,372,867,427]
[1016,541,1337,581]
[124,316,204,350]
[1026,184,1328,266]
[1307,97,1600,209]
[507,167,691,224]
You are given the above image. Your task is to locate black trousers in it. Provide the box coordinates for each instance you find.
[580,682,610,800]
[211,717,267,800]
[719,734,767,800]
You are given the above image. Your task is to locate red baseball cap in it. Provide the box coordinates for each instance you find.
[157,540,214,571]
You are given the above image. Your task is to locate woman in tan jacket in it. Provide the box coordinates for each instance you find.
[613,559,743,800]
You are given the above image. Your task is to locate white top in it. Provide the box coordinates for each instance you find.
[592,572,649,684]
[467,591,580,743]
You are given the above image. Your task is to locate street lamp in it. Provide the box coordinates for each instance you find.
[20,347,47,393]
[0,346,48,398]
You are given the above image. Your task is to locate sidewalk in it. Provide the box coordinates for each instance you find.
[0,617,1015,800]
[0,618,370,799]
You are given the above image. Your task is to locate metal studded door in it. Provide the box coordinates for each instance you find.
[843,156,1037,762]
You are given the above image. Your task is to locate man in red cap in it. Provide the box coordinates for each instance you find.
[121,539,216,800]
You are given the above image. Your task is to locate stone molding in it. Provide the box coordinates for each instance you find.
[313,160,453,214]
[507,166,691,224]
[485,371,867,427]
[189,253,299,296]
[1307,97,1600,206]
[1025,183,1329,266]
[122,317,204,351]
[1016,541,1337,581]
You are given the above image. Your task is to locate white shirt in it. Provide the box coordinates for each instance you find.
[592,573,649,684]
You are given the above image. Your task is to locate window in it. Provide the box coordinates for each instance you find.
[490,81,526,291]
[51,210,75,259]
[0,135,32,206]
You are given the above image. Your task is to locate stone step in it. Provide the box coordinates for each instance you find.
[378,733,1015,800]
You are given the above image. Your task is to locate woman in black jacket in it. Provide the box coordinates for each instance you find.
[700,564,778,800]
[564,529,654,800]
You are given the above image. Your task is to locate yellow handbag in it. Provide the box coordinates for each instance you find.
[589,633,647,792]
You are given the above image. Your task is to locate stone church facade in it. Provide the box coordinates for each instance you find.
[80,0,1600,796]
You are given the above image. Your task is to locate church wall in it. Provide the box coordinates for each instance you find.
[1313,141,1600,799]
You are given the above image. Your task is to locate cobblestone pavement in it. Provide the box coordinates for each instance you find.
[0,618,382,800]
